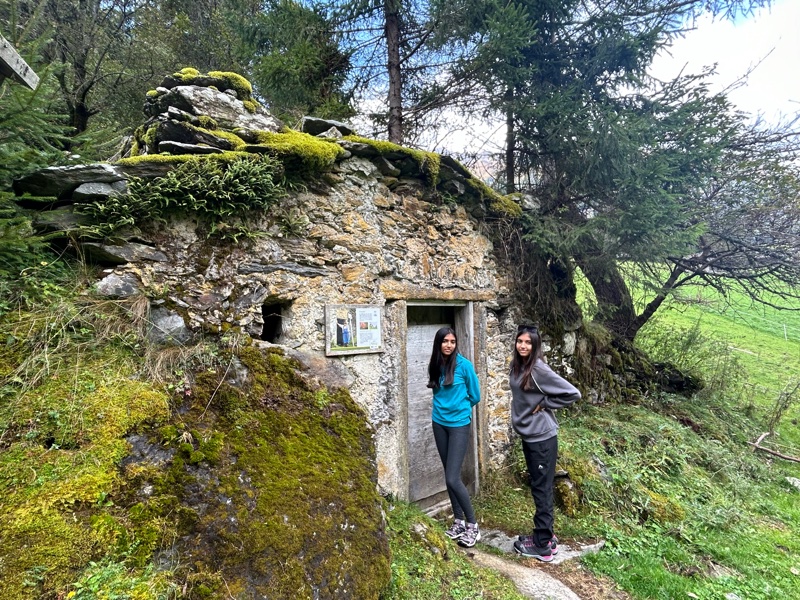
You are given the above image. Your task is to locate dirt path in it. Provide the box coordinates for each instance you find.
[463,530,632,600]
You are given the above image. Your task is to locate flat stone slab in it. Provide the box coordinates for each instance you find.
[480,530,605,565]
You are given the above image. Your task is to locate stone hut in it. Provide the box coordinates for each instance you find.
[12,70,580,513]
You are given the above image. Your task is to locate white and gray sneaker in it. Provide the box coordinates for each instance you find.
[444,519,467,540]
[459,523,481,547]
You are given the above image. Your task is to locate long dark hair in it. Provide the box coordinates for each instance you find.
[510,324,544,391]
[427,326,457,389]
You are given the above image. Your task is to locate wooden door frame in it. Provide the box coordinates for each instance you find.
[403,300,484,513]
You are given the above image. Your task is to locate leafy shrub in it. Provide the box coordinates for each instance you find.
[636,317,745,397]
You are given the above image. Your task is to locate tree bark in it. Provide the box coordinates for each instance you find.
[505,88,515,194]
[629,266,688,335]
[384,0,402,144]
[574,244,638,340]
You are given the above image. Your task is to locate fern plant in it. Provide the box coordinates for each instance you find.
[77,155,287,240]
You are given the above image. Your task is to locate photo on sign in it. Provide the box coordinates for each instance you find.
[325,304,383,356]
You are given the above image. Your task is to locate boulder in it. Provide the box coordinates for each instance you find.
[146,86,282,132]
[13,164,125,197]
[301,116,355,137]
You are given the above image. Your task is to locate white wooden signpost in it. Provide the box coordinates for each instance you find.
[0,32,39,90]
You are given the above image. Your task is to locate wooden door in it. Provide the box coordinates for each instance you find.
[406,305,477,511]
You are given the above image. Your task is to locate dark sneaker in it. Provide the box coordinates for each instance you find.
[517,534,558,555]
[459,523,481,547]
[514,538,554,562]
[444,520,466,540]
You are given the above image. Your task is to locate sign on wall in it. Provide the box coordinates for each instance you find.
[325,304,383,356]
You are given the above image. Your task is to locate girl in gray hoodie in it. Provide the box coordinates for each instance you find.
[510,324,581,561]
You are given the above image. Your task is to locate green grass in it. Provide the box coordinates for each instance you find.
[637,290,800,452]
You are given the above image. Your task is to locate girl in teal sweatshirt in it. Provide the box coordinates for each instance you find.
[427,326,481,547]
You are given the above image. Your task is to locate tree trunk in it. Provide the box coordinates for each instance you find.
[505,88,515,194]
[630,266,687,335]
[384,0,402,144]
[574,246,638,340]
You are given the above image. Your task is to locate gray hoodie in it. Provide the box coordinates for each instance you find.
[510,360,581,443]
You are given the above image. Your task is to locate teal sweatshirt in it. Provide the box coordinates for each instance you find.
[432,354,481,427]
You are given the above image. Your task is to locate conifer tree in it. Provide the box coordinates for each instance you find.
[248,0,355,123]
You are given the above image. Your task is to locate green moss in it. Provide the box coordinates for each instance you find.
[645,488,687,524]
[173,67,200,82]
[252,129,345,172]
[145,89,159,98]
[114,151,253,167]
[155,345,392,598]
[0,304,170,599]
[142,125,158,147]
[196,116,218,130]
[208,70,253,99]
[242,99,258,114]
[489,194,523,217]
[464,178,522,217]
[192,125,246,151]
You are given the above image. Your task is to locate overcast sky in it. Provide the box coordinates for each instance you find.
[650,0,800,126]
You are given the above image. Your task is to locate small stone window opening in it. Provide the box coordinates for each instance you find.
[261,301,290,343]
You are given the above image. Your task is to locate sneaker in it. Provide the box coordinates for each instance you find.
[459,523,481,548]
[513,538,554,562]
[444,519,466,540]
[517,534,558,555]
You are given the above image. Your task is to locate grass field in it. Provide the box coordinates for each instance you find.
[637,288,800,454]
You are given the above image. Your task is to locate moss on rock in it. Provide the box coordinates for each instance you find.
[343,135,441,185]
[252,129,345,172]
[208,70,253,99]
[0,298,390,599]
[120,345,391,599]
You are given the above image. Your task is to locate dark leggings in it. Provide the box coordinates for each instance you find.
[521,435,558,547]
[432,421,475,523]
